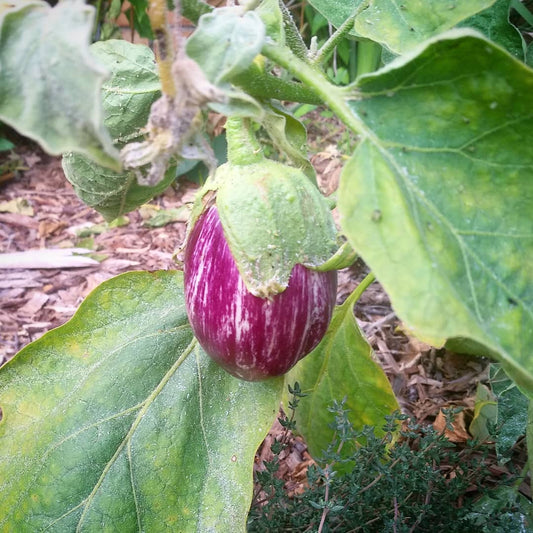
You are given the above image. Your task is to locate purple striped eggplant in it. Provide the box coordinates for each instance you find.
[184,206,338,381]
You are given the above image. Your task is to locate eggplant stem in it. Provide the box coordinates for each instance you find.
[225,117,264,166]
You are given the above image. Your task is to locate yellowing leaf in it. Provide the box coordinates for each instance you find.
[0,197,33,216]
[339,30,533,396]
[0,271,282,531]
[288,280,399,462]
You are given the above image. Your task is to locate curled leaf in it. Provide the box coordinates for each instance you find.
[121,56,226,186]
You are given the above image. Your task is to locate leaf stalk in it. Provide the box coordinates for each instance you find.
[261,42,371,140]
[345,271,376,308]
[312,2,369,66]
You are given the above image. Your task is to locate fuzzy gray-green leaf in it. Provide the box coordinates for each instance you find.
[62,154,176,221]
[90,39,161,144]
[62,40,167,221]
[0,0,119,169]
[186,7,265,118]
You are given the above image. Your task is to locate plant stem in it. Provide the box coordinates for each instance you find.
[528,399,533,496]
[279,0,310,62]
[312,1,369,66]
[356,40,382,77]
[313,16,353,66]
[348,40,358,81]
[225,117,264,166]
[232,65,322,105]
[345,271,376,307]
[510,0,533,27]
[513,461,530,490]
[262,42,371,141]
[148,0,176,96]
[317,476,330,532]
[92,0,104,41]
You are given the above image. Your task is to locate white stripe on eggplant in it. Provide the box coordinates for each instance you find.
[183,206,337,381]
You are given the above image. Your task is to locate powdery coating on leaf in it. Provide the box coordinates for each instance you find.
[0,0,119,169]
[184,206,337,381]
[353,0,495,54]
[341,32,533,393]
[0,270,283,530]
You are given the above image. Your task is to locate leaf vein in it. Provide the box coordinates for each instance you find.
[76,337,196,529]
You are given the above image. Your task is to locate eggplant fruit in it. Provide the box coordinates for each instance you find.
[184,206,337,381]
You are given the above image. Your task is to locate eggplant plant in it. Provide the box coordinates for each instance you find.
[0,0,532,530]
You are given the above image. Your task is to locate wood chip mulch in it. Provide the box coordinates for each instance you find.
[0,146,197,364]
[0,143,500,428]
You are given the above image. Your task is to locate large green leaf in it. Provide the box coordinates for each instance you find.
[0,0,119,169]
[62,40,170,221]
[308,0,494,55]
[459,0,526,60]
[352,0,496,54]
[0,271,282,531]
[338,30,533,395]
[287,282,399,461]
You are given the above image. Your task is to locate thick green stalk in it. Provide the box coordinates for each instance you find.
[524,397,533,489]
[313,15,355,66]
[510,0,533,28]
[356,40,382,77]
[312,1,369,66]
[346,272,376,307]
[262,42,371,140]
[279,0,309,62]
[92,0,103,41]
[231,64,322,105]
[225,117,264,166]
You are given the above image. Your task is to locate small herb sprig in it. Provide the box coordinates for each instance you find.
[249,394,529,532]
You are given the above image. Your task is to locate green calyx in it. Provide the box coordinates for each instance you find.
[215,159,338,297]
[185,116,338,297]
